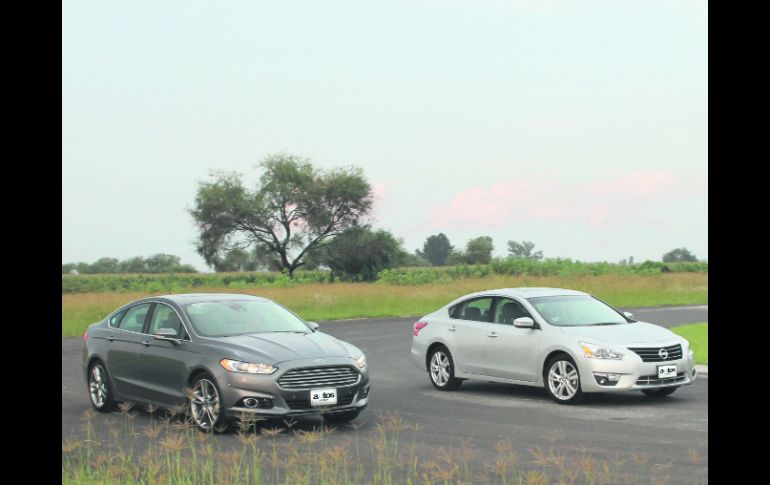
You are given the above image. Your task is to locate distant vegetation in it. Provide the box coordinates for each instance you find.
[62,254,197,275]
[62,258,707,294]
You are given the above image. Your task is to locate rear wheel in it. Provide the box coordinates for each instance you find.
[544,355,584,404]
[641,387,678,397]
[428,346,462,391]
[88,362,117,412]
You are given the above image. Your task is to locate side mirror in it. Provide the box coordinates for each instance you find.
[153,328,181,343]
[307,321,320,330]
[513,317,535,328]
[623,312,634,319]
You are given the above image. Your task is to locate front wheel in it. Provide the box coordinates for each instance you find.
[641,387,678,397]
[189,374,231,433]
[544,355,584,404]
[428,346,462,391]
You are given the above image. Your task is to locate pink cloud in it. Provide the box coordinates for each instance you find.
[427,171,691,230]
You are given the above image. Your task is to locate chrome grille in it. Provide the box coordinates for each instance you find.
[636,372,687,386]
[277,366,360,390]
[627,344,683,362]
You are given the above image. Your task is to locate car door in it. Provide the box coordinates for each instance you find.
[105,303,152,397]
[138,302,195,405]
[482,297,541,382]
[446,296,495,375]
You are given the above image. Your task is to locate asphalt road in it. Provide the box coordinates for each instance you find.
[62,305,707,482]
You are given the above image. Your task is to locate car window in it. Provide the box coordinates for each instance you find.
[494,298,532,325]
[118,304,151,333]
[527,295,627,326]
[183,300,311,337]
[108,309,127,328]
[451,297,494,322]
[148,304,185,338]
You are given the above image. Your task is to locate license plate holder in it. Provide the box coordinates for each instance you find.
[657,364,677,379]
[310,388,337,406]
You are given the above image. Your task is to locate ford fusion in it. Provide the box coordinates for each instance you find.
[82,294,369,431]
[411,288,697,404]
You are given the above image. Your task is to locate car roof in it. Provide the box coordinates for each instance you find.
[455,287,589,302]
[151,293,271,305]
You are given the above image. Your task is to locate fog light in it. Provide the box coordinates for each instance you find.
[593,372,622,386]
[360,386,370,399]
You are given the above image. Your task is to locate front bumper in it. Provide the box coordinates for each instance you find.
[577,350,697,393]
[215,356,370,419]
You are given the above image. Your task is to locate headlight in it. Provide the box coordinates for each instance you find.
[580,342,624,360]
[355,354,367,369]
[219,358,277,374]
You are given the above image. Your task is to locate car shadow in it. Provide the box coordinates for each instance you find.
[453,380,688,407]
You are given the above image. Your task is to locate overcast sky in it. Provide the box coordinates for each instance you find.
[62,0,708,271]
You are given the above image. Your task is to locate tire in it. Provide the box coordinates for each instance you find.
[543,354,584,404]
[324,410,361,424]
[641,386,678,397]
[428,345,462,391]
[189,373,232,433]
[88,361,118,412]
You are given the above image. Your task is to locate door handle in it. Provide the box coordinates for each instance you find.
[106,336,115,342]
[448,326,457,332]
[142,340,151,347]
[487,332,499,338]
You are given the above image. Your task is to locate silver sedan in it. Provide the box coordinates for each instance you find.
[410,287,697,404]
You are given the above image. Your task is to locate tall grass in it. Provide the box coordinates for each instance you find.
[62,409,708,484]
[62,273,707,337]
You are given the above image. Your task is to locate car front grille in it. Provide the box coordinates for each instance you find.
[636,372,687,386]
[627,344,683,362]
[277,366,360,390]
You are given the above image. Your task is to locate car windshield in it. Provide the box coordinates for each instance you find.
[526,295,628,327]
[182,300,311,337]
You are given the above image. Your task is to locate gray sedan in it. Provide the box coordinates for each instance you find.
[411,287,697,404]
[82,294,369,431]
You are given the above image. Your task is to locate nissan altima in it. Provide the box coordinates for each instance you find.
[82,294,370,431]
[411,288,697,404]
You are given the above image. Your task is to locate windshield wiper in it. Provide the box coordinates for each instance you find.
[588,322,625,326]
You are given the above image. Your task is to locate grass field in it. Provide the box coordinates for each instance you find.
[670,322,708,365]
[62,410,708,484]
[62,273,707,337]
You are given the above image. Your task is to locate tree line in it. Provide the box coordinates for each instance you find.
[62,254,197,274]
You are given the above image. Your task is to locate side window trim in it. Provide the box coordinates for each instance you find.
[450,296,495,323]
[146,301,193,341]
[494,296,539,328]
[114,302,152,335]
[108,308,128,328]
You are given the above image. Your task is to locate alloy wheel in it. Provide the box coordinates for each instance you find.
[89,364,108,408]
[190,378,221,431]
[548,360,579,401]
[430,351,451,387]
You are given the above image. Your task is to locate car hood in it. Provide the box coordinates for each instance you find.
[558,321,680,346]
[214,331,356,364]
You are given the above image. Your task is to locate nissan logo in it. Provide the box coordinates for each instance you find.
[658,348,669,360]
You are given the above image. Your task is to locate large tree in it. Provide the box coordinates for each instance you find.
[507,240,543,260]
[465,236,494,264]
[190,154,373,277]
[418,233,453,266]
[662,247,697,263]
